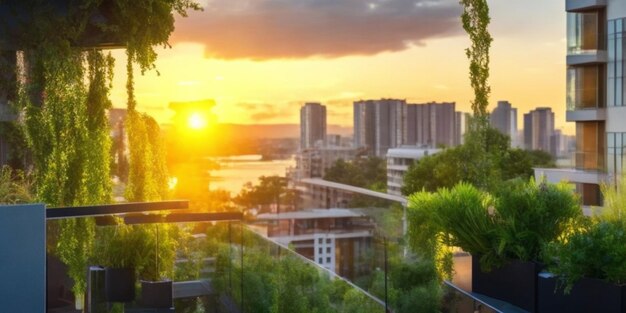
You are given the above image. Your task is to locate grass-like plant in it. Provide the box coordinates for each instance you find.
[493,179,583,263]
[545,174,626,292]
[545,220,626,292]
[407,179,583,277]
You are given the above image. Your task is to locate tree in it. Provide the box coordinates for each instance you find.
[401,127,557,195]
[234,175,294,213]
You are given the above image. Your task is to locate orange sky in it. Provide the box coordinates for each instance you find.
[109,0,572,134]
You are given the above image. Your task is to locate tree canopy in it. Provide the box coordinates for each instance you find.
[401,127,556,195]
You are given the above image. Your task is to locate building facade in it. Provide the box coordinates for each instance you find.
[300,102,327,150]
[386,147,441,196]
[353,99,407,157]
[490,101,518,146]
[524,107,555,153]
[256,209,375,278]
[537,0,626,207]
[294,147,360,179]
[406,102,457,148]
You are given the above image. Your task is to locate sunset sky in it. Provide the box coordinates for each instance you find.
[108,0,571,133]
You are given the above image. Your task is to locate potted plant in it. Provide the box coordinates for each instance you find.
[137,223,178,308]
[539,176,626,313]
[95,222,142,303]
[407,180,582,312]
[539,219,626,313]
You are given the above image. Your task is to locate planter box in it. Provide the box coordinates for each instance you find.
[471,255,540,312]
[538,273,626,313]
[141,280,173,308]
[105,267,135,302]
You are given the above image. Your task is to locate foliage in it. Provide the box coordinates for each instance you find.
[460,0,492,123]
[546,173,626,291]
[12,0,200,299]
[402,126,557,195]
[408,180,582,277]
[95,222,179,281]
[324,157,390,207]
[57,218,96,296]
[545,220,626,292]
[208,224,385,313]
[234,175,295,212]
[493,179,583,263]
[125,111,169,202]
[324,157,386,189]
[0,166,34,204]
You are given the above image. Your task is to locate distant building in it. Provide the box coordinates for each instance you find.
[406,102,456,148]
[326,134,341,147]
[255,208,375,278]
[490,101,518,146]
[455,112,471,145]
[523,107,555,153]
[386,147,441,196]
[353,99,407,157]
[300,102,327,150]
[294,146,360,179]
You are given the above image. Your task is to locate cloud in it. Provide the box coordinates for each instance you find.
[172,0,463,60]
[237,102,294,121]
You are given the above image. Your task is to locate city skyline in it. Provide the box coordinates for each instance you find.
[104,0,571,133]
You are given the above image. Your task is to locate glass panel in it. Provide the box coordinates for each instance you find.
[568,12,600,54]
[567,66,600,110]
[576,122,605,171]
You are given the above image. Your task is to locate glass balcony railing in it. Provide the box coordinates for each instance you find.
[44,207,389,313]
[566,65,604,111]
[567,11,605,55]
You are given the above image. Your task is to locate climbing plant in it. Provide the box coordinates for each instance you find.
[11,0,200,301]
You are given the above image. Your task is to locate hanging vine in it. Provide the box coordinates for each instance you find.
[12,0,201,300]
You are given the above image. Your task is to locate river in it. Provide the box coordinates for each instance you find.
[208,155,295,195]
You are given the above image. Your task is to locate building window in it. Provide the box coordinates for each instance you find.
[318,238,323,244]
[318,258,323,264]
[568,11,604,54]
[567,65,603,110]
[326,239,331,244]
[607,132,626,178]
[318,248,322,254]
[326,247,331,253]
[609,18,626,106]
[326,257,331,263]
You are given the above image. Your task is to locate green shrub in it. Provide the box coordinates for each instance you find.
[546,220,626,292]
[408,180,582,275]
[493,179,583,263]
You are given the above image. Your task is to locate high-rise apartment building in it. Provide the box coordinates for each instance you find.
[490,101,518,145]
[406,102,457,147]
[523,107,555,153]
[536,0,623,207]
[353,99,407,157]
[300,102,327,150]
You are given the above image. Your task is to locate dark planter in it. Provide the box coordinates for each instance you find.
[104,267,135,302]
[141,280,173,308]
[538,273,626,313]
[471,255,540,312]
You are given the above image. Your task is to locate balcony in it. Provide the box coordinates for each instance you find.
[566,65,605,120]
[534,167,608,185]
[567,9,606,65]
[566,0,606,13]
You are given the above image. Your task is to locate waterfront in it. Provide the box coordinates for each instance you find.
[209,155,295,195]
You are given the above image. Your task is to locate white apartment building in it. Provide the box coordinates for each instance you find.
[538,0,626,207]
[386,147,440,196]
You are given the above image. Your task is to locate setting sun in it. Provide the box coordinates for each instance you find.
[188,113,207,129]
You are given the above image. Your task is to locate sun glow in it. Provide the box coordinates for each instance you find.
[188,113,208,129]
